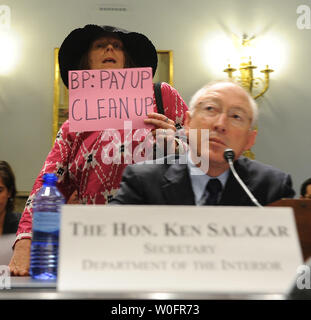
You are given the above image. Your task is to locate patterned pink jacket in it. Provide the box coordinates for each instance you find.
[16,82,188,242]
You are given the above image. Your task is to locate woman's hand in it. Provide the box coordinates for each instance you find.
[144,112,176,132]
[144,112,177,156]
[67,190,79,204]
[9,239,31,276]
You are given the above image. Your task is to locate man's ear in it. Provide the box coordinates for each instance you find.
[244,129,257,151]
[184,111,192,135]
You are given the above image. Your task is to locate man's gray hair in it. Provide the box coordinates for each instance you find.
[188,80,258,128]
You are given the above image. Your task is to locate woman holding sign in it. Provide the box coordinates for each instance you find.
[10,24,188,275]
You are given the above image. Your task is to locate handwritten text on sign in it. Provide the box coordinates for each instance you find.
[69,67,154,132]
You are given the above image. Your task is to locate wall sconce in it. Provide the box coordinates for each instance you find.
[203,30,287,159]
[222,34,275,159]
[223,34,274,100]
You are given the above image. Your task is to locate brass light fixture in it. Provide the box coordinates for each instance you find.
[223,34,274,100]
[223,34,274,159]
[224,61,274,100]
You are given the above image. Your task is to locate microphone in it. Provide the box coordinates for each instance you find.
[223,148,263,208]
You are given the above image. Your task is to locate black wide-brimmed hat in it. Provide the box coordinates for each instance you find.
[58,24,158,88]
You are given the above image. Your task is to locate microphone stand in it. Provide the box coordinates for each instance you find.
[224,149,263,208]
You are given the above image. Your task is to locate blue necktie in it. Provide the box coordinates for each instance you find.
[204,179,222,205]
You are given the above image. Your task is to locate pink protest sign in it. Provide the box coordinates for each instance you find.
[68,67,154,132]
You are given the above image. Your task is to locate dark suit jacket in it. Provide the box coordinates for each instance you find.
[110,156,295,206]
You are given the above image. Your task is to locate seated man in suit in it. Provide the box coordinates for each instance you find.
[110,80,295,206]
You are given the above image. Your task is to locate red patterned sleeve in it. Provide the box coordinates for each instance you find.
[160,82,188,125]
[15,121,75,244]
[160,82,188,151]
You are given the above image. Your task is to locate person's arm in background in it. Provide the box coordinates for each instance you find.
[161,82,188,154]
[144,82,189,156]
[160,82,188,129]
[9,121,75,276]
